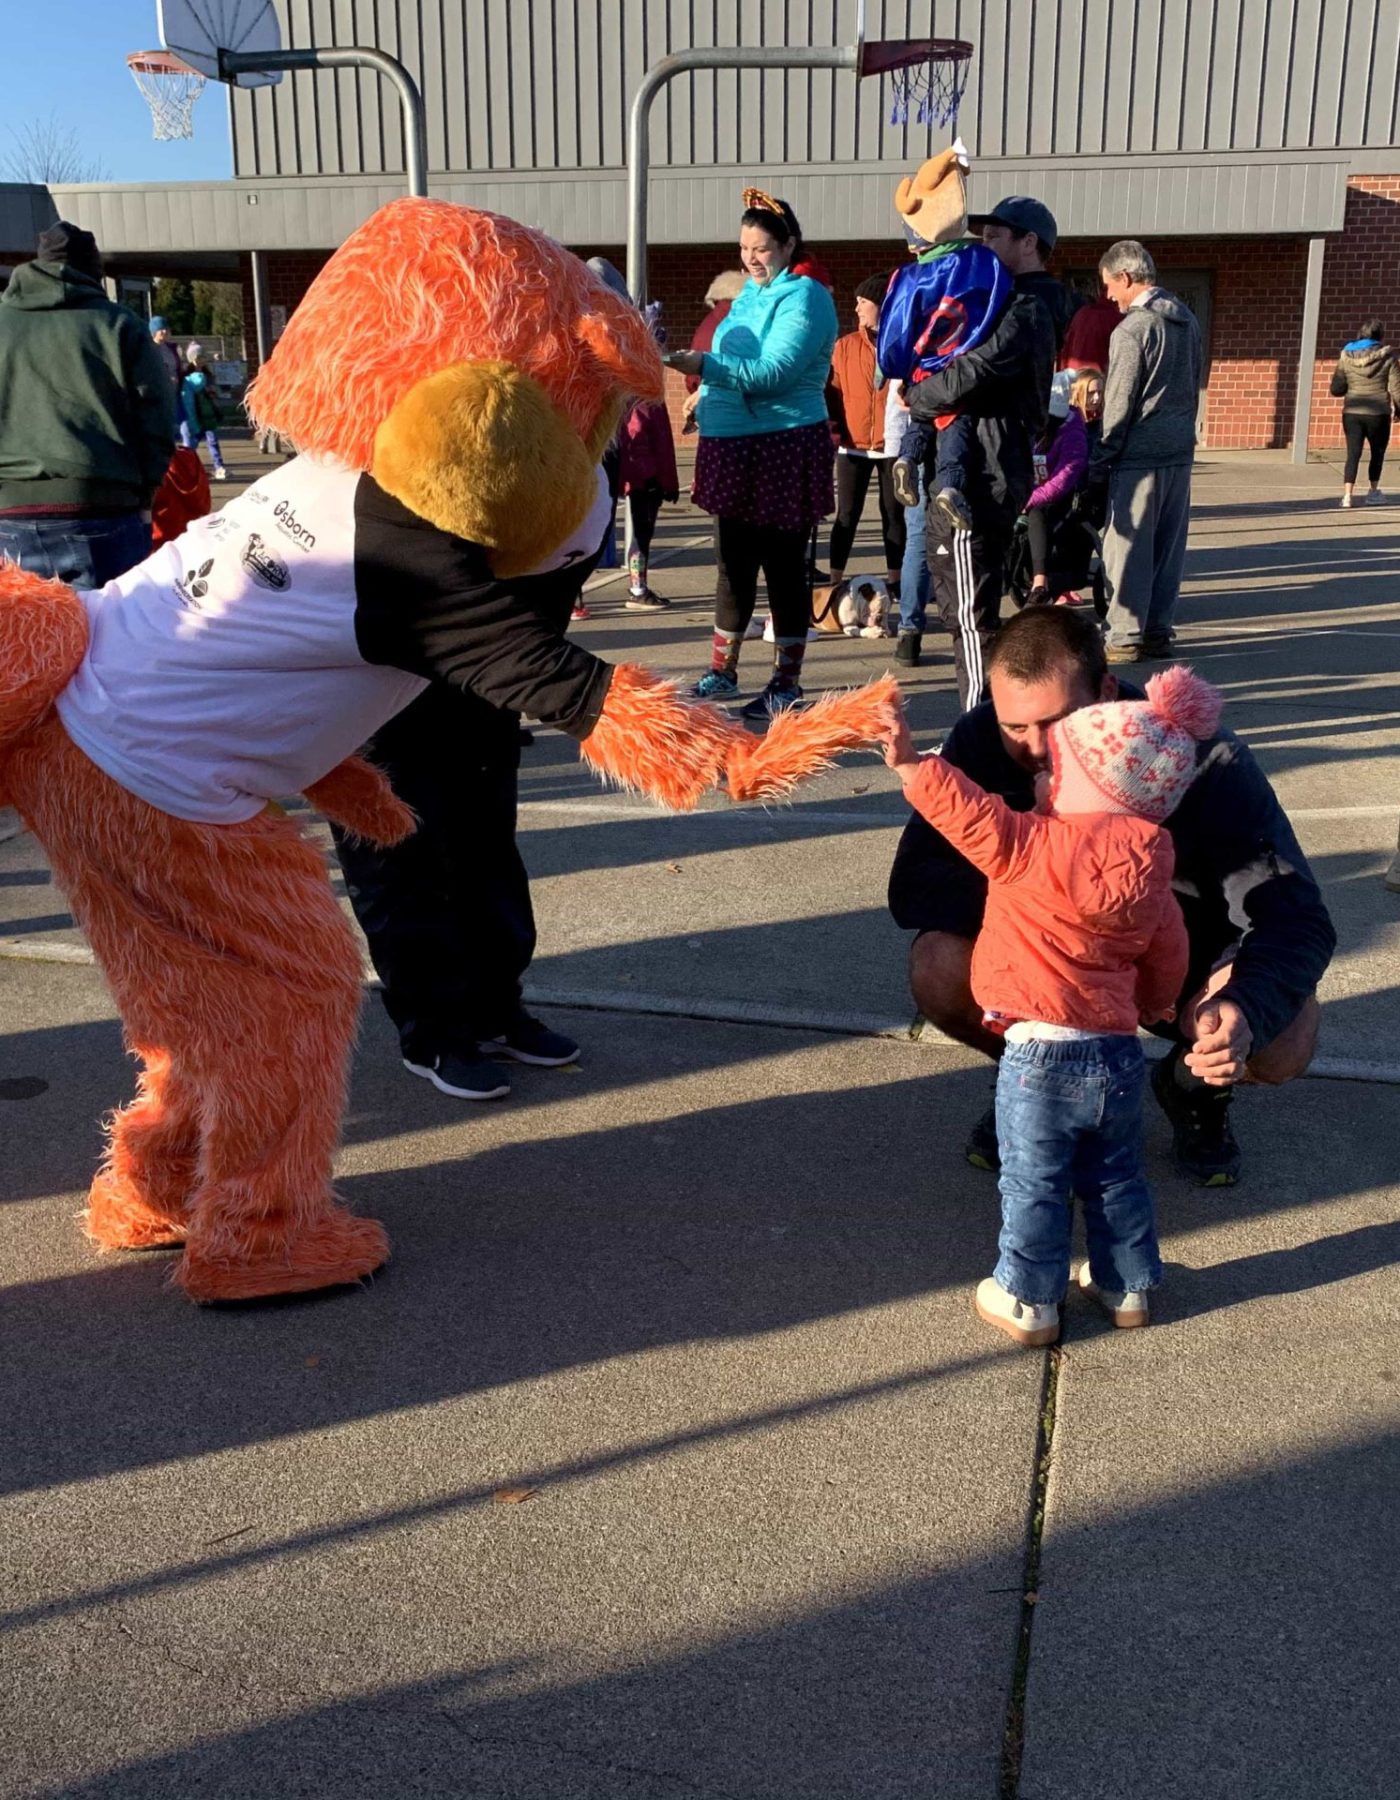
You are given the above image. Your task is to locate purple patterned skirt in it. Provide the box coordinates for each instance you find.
[692,422,836,532]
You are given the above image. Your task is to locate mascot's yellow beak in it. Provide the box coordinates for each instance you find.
[371,361,624,578]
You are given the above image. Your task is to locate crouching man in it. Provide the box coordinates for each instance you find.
[888,607,1336,1185]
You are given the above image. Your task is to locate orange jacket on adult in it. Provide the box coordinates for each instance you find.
[826,327,886,451]
[905,754,1188,1034]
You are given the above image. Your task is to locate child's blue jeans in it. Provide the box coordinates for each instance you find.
[993,1034,1161,1307]
[900,413,977,495]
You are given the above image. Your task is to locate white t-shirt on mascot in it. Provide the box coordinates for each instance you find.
[56,458,613,824]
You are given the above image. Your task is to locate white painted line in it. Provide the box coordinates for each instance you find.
[4,934,1398,1083]
[582,531,712,593]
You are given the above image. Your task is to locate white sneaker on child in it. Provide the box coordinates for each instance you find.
[974,1276,1059,1348]
[1076,1264,1150,1328]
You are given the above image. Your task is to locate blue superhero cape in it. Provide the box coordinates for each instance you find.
[877,243,1012,383]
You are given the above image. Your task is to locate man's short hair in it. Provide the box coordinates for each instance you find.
[986,606,1107,695]
[1099,239,1157,286]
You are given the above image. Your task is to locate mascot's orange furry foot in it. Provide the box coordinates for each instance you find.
[176,1204,389,1305]
[86,1169,192,1250]
[582,665,898,810]
[83,1046,199,1250]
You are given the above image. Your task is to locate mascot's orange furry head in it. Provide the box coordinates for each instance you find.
[247,200,663,575]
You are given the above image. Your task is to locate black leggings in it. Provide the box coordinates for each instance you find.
[829,455,907,571]
[1343,412,1391,485]
[713,516,812,639]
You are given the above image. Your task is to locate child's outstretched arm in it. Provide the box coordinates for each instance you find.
[884,701,1039,883]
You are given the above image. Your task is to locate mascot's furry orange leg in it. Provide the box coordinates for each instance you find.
[8,718,392,1301]
[0,565,410,1302]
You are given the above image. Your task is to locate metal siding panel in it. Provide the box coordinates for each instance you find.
[1226,0,1265,148]
[1366,0,1400,141]
[1053,0,1086,153]
[1128,0,1162,151]
[761,0,788,165]
[573,0,602,168]
[600,0,628,166]
[1310,0,1349,144]
[1153,0,1188,152]
[1073,0,1108,155]
[1100,0,1137,154]
[1282,0,1321,145]
[1204,0,1238,145]
[552,0,580,169]
[1336,0,1378,143]
[976,0,1010,157]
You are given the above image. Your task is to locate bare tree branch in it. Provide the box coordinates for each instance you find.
[4,115,108,184]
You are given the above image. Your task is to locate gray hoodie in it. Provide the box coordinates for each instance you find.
[1093,289,1202,471]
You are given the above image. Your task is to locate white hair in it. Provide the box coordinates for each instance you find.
[1099,239,1157,285]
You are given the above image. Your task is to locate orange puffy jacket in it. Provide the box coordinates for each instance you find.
[826,327,886,452]
[905,754,1188,1034]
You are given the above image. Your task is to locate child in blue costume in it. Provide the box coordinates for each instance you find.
[878,145,1011,532]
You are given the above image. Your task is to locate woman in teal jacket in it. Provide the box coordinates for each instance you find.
[666,191,838,717]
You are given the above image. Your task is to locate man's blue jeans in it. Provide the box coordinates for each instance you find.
[898,466,930,633]
[0,513,151,589]
[993,1034,1161,1306]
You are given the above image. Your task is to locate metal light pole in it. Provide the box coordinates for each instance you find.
[221,46,428,198]
[626,43,858,307]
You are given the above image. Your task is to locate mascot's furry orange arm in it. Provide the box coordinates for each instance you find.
[581,664,901,811]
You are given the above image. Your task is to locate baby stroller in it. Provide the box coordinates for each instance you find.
[1006,486,1109,619]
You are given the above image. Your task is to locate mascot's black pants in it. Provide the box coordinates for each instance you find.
[331,682,535,1064]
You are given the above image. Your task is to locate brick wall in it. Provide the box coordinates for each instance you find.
[1306,176,1400,451]
[239,173,1400,453]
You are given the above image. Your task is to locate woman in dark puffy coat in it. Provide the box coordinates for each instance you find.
[1329,318,1400,508]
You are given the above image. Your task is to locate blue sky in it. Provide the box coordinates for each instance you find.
[8,2,233,183]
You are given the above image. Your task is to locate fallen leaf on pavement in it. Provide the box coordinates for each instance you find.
[492,1484,538,1505]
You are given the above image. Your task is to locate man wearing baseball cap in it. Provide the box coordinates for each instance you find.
[905,192,1078,709]
[968,196,1081,348]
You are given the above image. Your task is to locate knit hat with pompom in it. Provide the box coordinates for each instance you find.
[1048,665,1223,823]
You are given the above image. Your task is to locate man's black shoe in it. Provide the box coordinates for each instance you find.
[965,1100,1000,1172]
[894,630,922,668]
[1150,1051,1241,1186]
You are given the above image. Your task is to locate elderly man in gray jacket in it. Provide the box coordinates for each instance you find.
[1089,239,1203,663]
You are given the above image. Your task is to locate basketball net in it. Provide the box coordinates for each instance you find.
[889,51,971,128]
[128,51,207,142]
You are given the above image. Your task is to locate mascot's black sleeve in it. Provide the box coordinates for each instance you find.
[351,475,613,737]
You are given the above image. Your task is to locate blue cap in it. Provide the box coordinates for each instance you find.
[967,196,1058,252]
[149,315,166,333]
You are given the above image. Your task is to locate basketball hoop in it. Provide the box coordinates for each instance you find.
[127,49,207,141]
[859,35,973,128]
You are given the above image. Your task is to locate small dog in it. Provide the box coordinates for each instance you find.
[837,577,892,639]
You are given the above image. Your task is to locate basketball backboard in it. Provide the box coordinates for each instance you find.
[157,0,283,88]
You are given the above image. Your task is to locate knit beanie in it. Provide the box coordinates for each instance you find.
[36,221,103,283]
[149,315,167,334]
[1049,666,1224,823]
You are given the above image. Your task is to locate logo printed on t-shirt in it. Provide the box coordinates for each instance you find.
[240,534,291,592]
[174,558,215,605]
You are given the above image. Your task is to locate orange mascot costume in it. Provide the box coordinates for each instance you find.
[0,199,894,1303]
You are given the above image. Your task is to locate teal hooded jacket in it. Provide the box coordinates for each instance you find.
[696,268,838,439]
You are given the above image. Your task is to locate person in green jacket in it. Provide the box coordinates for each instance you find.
[179,344,228,480]
[0,222,177,587]
[665,189,838,719]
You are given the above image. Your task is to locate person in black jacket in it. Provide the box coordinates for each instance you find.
[0,223,177,587]
[888,607,1335,1187]
[906,284,1054,709]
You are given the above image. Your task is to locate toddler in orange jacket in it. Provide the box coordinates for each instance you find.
[886,666,1223,1344]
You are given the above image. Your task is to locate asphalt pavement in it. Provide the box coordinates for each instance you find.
[1,443,1397,1797]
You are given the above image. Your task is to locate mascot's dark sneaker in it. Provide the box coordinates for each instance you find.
[965,1098,1000,1172]
[1150,1050,1241,1186]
